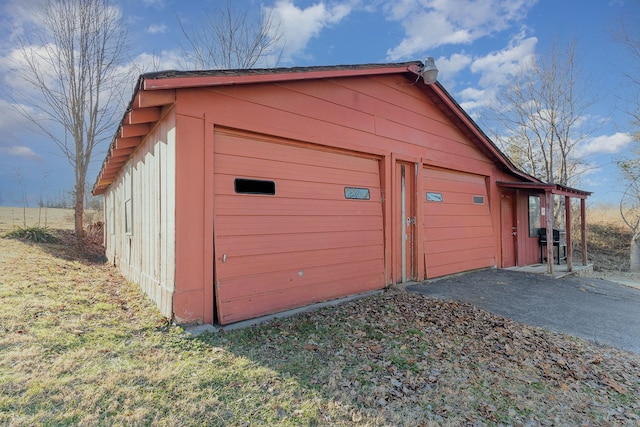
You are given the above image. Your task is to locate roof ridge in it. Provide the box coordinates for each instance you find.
[140,61,423,81]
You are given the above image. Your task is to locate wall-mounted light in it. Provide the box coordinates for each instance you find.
[420,57,438,85]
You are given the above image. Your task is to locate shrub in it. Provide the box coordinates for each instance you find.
[4,226,61,243]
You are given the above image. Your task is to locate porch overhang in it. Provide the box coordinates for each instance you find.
[497,181,591,275]
[496,181,591,199]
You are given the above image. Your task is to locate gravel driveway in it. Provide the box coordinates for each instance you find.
[408,269,640,354]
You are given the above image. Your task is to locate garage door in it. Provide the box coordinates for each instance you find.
[213,130,385,324]
[423,167,496,278]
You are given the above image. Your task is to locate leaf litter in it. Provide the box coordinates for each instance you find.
[216,288,640,426]
[1,232,640,426]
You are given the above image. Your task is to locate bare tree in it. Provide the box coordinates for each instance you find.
[613,15,640,271]
[482,39,598,228]
[12,167,28,227]
[178,0,284,70]
[617,154,640,271]
[9,0,129,237]
[483,39,596,188]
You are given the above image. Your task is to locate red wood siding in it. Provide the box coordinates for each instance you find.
[100,69,563,326]
[165,74,530,324]
[212,130,385,324]
[423,167,496,278]
[500,191,517,267]
[182,76,495,175]
[516,192,546,266]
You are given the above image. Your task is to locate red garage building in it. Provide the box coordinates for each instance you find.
[93,61,589,325]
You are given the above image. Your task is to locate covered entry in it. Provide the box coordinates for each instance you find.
[497,182,592,274]
[212,130,385,324]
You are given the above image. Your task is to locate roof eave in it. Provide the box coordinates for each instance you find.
[93,61,589,198]
[143,62,422,91]
[496,181,591,198]
[93,62,422,195]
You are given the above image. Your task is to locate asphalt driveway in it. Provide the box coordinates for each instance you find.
[408,269,640,354]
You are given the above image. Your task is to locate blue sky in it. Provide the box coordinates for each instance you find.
[0,0,638,207]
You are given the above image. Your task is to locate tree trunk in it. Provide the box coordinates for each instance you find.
[631,232,640,272]
[75,180,85,238]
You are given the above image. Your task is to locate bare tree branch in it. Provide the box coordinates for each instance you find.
[482,39,598,189]
[9,0,129,237]
[178,0,284,70]
[612,11,640,271]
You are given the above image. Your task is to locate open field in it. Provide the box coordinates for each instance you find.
[0,207,102,233]
[586,203,627,226]
[1,205,639,425]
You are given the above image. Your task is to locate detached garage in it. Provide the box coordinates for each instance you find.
[93,61,590,325]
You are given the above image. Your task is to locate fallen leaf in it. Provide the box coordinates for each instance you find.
[588,355,603,365]
[369,344,384,353]
[602,377,627,395]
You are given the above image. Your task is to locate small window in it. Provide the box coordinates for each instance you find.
[124,199,132,234]
[109,207,115,235]
[529,195,541,237]
[234,178,276,195]
[426,192,443,202]
[344,187,370,200]
[473,195,485,204]
[124,162,133,235]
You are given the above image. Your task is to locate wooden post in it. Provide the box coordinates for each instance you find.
[546,190,554,275]
[565,195,573,271]
[581,198,587,265]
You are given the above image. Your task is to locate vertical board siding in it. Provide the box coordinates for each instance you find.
[423,167,496,278]
[103,112,176,317]
[213,131,384,324]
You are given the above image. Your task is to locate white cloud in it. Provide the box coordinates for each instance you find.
[432,52,472,87]
[470,34,537,87]
[1,43,63,97]
[458,87,497,112]
[146,23,167,35]
[127,49,186,74]
[437,52,473,75]
[453,34,537,111]
[0,146,42,161]
[384,0,537,60]
[0,0,45,43]
[266,0,353,62]
[581,133,634,156]
[0,99,33,138]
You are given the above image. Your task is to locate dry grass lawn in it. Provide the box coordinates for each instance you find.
[0,207,102,233]
[0,205,639,425]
